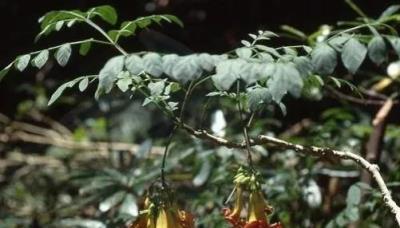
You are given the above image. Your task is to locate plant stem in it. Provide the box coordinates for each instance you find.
[161,126,177,188]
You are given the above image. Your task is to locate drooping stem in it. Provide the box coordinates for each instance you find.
[236,81,254,170]
[161,126,177,188]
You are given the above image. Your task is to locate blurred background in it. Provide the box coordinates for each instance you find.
[1,0,400,227]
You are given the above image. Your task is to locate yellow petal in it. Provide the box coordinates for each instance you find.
[156,208,182,228]
[247,191,268,223]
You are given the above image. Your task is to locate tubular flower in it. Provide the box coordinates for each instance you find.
[223,168,283,228]
[223,186,245,227]
[128,199,194,228]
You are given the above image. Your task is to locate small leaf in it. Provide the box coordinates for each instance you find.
[0,62,14,81]
[341,38,367,74]
[99,191,125,212]
[193,157,212,186]
[48,77,83,105]
[389,37,400,57]
[236,47,253,58]
[32,50,49,69]
[346,184,361,206]
[16,55,31,72]
[79,41,92,56]
[148,80,165,96]
[311,43,337,75]
[368,36,387,65]
[79,77,89,92]
[55,43,72,67]
[119,194,138,217]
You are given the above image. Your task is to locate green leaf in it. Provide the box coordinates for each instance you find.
[99,191,125,212]
[148,80,165,96]
[346,184,361,206]
[98,56,125,94]
[341,38,367,74]
[55,43,72,67]
[48,77,83,105]
[142,53,163,77]
[311,43,337,75]
[389,37,400,57]
[267,63,303,102]
[79,41,92,56]
[91,5,118,25]
[236,47,253,58]
[32,50,49,69]
[0,62,14,81]
[108,15,183,42]
[328,35,351,52]
[125,54,144,75]
[247,87,272,111]
[15,54,31,72]
[79,77,89,92]
[345,207,360,222]
[368,36,387,65]
[379,5,400,20]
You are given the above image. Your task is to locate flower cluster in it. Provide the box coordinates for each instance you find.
[129,187,194,228]
[223,168,283,228]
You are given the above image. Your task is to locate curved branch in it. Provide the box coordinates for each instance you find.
[180,122,400,226]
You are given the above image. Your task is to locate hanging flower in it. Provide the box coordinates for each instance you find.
[223,168,283,228]
[128,194,194,228]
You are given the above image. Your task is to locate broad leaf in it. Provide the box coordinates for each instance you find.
[169,55,203,84]
[293,56,313,78]
[389,37,400,57]
[311,43,337,75]
[119,194,138,217]
[90,5,118,25]
[212,59,246,90]
[125,54,145,75]
[98,56,124,94]
[267,63,303,102]
[247,87,272,111]
[341,38,367,74]
[379,5,400,20]
[148,80,165,96]
[55,43,72,67]
[368,36,387,65]
[142,53,163,77]
[99,191,125,212]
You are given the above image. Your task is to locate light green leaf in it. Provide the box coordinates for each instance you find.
[148,80,165,96]
[98,56,124,94]
[379,5,400,20]
[236,47,253,58]
[341,38,367,74]
[15,55,31,72]
[247,87,272,111]
[368,36,387,65]
[55,43,72,67]
[116,72,132,92]
[99,191,125,212]
[212,59,246,90]
[311,43,337,75]
[79,77,89,92]
[125,54,145,75]
[293,56,313,78]
[193,157,211,186]
[119,194,138,217]
[169,55,203,84]
[267,63,303,102]
[346,184,361,206]
[142,53,163,77]
[32,50,49,69]
[48,77,83,105]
